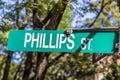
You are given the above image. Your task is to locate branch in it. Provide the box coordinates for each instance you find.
[32,0,43,29]
[45,0,68,30]
[32,6,54,29]
[117,0,120,12]
[19,2,28,29]
[2,51,12,80]
[19,16,28,30]
[48,53,65,67]
[23,52,33,80]
[16,0,20,29]
[88,0,105,28]
[42,8,54,24]
[32,0,53,29]
[13,54,25,80]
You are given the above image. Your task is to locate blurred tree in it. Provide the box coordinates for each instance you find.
[0,0,120,80]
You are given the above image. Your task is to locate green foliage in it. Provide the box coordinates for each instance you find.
[46,53,95,80]
[0,0,120,80]
[58,4,73,30]
[0,55,6,79]
[0,19,12,45]
[0,1,4,9]
[93,0,120,27]
[103,63,120,80]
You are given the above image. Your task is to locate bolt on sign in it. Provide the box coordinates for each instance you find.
[7,29,119,54]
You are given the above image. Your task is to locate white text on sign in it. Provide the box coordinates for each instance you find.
[24,33,75,49]
[24,33,93,51]
[80,38,93,51]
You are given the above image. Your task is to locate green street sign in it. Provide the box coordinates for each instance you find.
[8,30,118,54]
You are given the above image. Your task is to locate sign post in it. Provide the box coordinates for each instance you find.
[8,28,119,54]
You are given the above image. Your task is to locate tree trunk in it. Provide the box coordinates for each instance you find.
[2,51,12,80]
[33,0,68,80]
[22,52,33,80]
[46,0,68,30]
[13,57,24,80]
[34,53,48,80]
